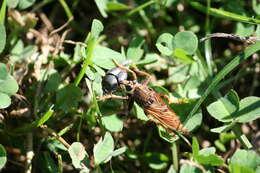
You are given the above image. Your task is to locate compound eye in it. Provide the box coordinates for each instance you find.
[102,75,119,93]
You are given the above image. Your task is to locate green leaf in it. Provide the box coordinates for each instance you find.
[92,45,125,69]
[111,146,127,157]
[43,71,61,93]
[107,2,129,11]
[135,53,158,66]
[253,0,260,15]
[172,48,194,63]
[46,139,67,153]
[126,37,145,62]
[0,63,19,106]
[199,147,216,155]
[214,140,226,152]
[256,25,260,37]
[180,165,200,173]
[195,147,224,166]
[93,64,106,76]
[68,142,90,170]
[236,96,260,123]
[151,86,170,96]
[229,149,260,170]
[144,152,169,170]
[219,132,236,144]
[56,84,83,112]
[125,150,138,160]
[183,112,202,132]
[91,19,104,39]
[7,0,19,8]
[10,45,37,63]
[193,147,224,166]
[0,75,19,95]
[10,39,24,55]
[0,93,10,108]
[18,0,36,9]
[85,67,95,80]
[158,125,179,143]
[183,75,201,91]
[94,132,114,166]
[224,90,240,110]
[0,144,7,170]
[101,114,123,132]
[207,98,237,122]
[92,73,103,97]
[168,65,189,83]
[229,164,255,173]
[192,137,199,158]
[133,103,149,121]
[173,31,198,55]
[156,33,174,56]
[72,44,84,62]
[0,63,7,79]
[235,23,255,37]
[94,0,108,18]
[0,23,6,53]
[210,122,236,133]
[196,153,224,166]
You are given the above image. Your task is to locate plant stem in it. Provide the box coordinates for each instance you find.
[204,0,213,76]
[76,117,83,141]
[127,0,155,16]
[74,37,95,86]
[32,0,55,12]
[171,142,178,171]
[232,124,252,149]
[139,9,156,37]
[58,0,73,19]
[0,0,6,24]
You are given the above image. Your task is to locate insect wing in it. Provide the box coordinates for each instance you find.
[145,105,186,134]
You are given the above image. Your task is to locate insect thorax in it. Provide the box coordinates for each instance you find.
[132,84,155,108]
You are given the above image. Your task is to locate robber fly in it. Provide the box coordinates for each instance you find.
[98,60,188,135]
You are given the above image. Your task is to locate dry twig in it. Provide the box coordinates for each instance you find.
[200,33,260,43]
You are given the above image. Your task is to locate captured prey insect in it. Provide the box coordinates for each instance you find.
[102,60,131,94]
[98,60,188,135]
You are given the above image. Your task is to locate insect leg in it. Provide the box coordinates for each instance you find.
[157,93,171,103]
[168,97,188,104]
[97,94,129,101]
[132,65,151,85]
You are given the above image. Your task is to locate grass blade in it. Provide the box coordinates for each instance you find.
[189,1,260,24]
[11,108,54,134]
[185,41,260,124]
